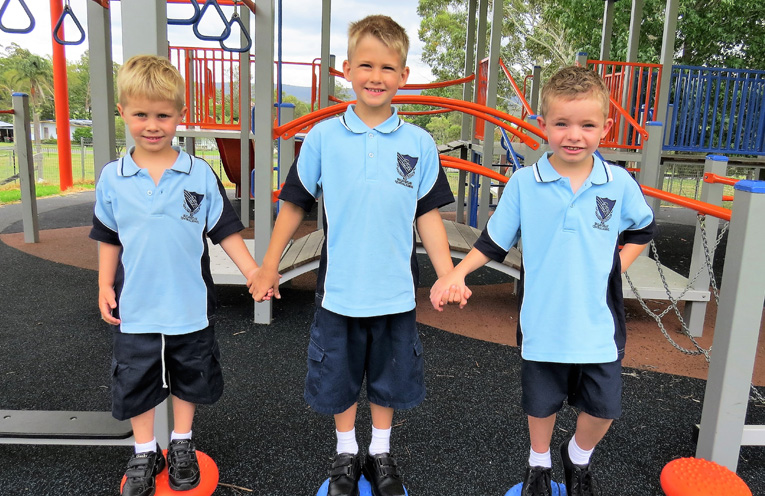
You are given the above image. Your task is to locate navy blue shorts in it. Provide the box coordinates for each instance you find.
[111,325,224,421]
[521,359,622,420]
[303,305,426,415]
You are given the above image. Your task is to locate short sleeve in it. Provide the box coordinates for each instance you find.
[415,138,454,217]
[89,165,121,245]
[279,129,322,211]
[473,172,522,261]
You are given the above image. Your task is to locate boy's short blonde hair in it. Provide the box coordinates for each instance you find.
[540,66,610,119]
[347,15,409,67]
[117,55,185,111]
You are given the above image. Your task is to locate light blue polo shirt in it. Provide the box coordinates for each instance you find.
[90,147,244,335]
[280,105,454,317]
[474,153,655,363]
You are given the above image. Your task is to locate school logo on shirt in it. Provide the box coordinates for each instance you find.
[593,196,616,231]
[395,153,417,188]
[181,190,204,223]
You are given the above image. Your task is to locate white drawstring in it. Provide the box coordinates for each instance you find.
[161,334,168,389]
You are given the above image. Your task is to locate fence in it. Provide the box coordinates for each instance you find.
[665,65,765,156]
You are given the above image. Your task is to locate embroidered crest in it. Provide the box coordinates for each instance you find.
[395,153,417,188]
[593,196,616,231]
[181,190,204,223]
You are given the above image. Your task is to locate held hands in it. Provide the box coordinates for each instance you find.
[429,273,472,311]
[246,266,280,302]
[98,286,121,326]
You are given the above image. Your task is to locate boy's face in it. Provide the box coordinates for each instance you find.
[537,93,613,171]
[117,97,186,158]
[343,34,409,122]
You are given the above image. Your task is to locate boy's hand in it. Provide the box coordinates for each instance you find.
[98,287,121,325]
[430,274,471,311]
[247,266,281,302]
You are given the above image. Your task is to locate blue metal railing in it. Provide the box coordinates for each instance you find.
[664,65,765,156]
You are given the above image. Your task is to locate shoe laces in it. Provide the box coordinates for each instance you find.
[525,467,552,496]
[571,465,600,496]
[169,441,196,467]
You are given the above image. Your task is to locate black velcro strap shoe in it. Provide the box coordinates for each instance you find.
[121,445,166,496]
[521,464,553,496]
[560,439,601,496]
[362,453,405,496]
[328,452,362,496]
[167,439,201,491]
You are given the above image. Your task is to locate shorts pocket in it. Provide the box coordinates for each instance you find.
[305,339,325,398]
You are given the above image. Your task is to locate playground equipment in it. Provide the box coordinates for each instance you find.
[3,0,763,487]
[660,457,752,496]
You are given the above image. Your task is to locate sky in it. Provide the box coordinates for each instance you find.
[0,0,435,88]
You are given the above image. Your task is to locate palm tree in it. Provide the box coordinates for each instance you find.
[0,44,54,179]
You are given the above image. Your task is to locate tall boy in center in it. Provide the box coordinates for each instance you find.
[250,14,463,496]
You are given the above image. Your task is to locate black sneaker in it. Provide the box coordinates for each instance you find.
[327,452,362,496]
[521,465,553,496]
[362,453,405,496]
[121,445,166,496]
[560,439,600,496]
[167,439,201,491]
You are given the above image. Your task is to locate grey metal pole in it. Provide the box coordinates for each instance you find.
[639,122,664,214]
[457,0,478,225]
[683,155,726,337]
[253,0,276,324]
[13,93,38,243]
[87,0,116,183]
[599,0,616,61]
[696,180,765,470]
[239,7,253,227]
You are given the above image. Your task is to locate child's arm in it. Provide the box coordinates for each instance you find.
[416,208,472,311]
[218,232,266,300]
[619,242,648,273]
[97,242,122,325]
[429,247,490,311]
[248,201,306,301]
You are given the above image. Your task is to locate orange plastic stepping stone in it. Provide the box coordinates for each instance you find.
[120,450,219,495]
[660,457,751,496]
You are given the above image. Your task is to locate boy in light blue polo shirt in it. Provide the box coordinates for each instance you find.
[250,15,462,496]
[431,66,655,496]
[90,55,264,496]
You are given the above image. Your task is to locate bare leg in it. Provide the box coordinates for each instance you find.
[130,408,155,445]
[171,396,196,435]
[334,402,358,432]
[369,403,394,430]
[528,414,556,453]
[572,412,612,450]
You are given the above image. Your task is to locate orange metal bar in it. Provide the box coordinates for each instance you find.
[498,58,534,117]
[166,0,255,13]
[439,156,508,183]
[402,74,476,90]
[722,195,734,202]
[608,96,649,139]
[641,185,731,221]
[703,172,740,186]
[50,0,73,190]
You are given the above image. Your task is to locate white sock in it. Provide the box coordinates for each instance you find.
[171,430,192,441]
[336,428,358,455]
[368,426,391,456]
[134,438,157,454]
[568,436,594,466]
[528,447,552,468]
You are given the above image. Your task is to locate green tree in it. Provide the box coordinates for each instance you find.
[0,44,54,175]
[67,52,91,119]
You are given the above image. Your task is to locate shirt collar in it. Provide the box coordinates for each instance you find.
[118,146,192,177]
[532,152,612,185]
[340,105,403,134]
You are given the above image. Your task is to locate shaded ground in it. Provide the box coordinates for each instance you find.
[0,193,762,495]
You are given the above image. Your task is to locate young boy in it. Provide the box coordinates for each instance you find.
[431,66,656,496]
[90,55,264,496]
[250,15,461,496]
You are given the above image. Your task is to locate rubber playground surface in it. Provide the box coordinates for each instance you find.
[0,191,763,495]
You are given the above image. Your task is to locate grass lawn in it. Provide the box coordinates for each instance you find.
[0,181,96,205]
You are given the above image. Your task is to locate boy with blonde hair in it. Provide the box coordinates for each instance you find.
[91,55,264,496]
[251,15,461,496]
[431,65,656,496]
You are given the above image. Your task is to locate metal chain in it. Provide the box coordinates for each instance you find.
[626,214,764,406]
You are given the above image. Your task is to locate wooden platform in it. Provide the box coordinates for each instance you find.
[209,221,710,305]
[209,220,521,285]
